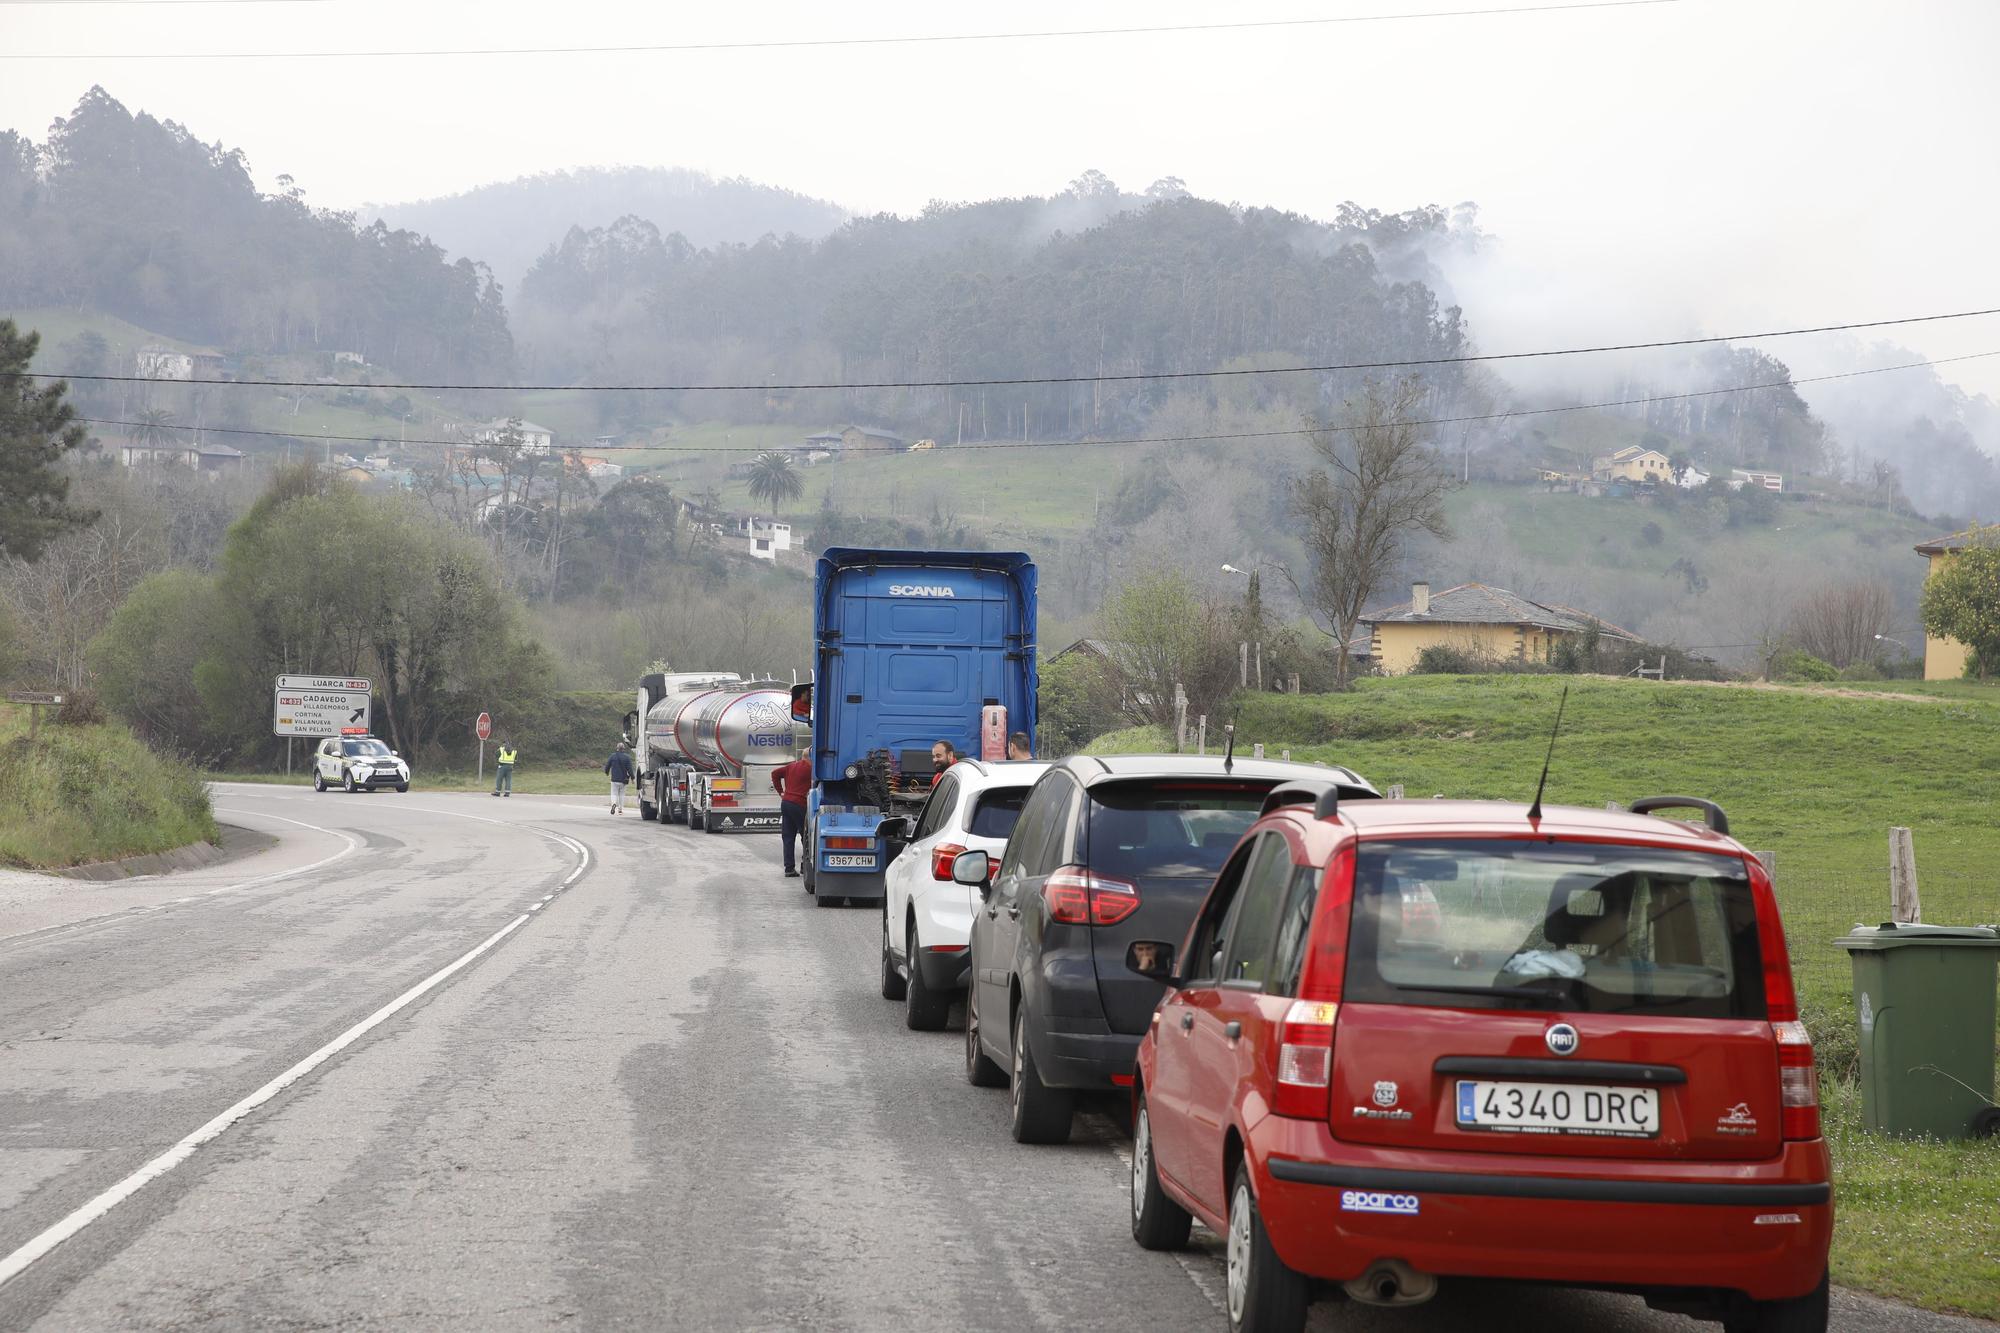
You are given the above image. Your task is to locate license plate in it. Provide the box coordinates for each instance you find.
[1455,1080,1659,1138]
[825,854,876,868]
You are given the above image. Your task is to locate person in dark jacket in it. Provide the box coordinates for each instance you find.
[773,754,812,878]
[605,741,636,815]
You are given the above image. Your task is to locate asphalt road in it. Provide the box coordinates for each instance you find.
[0,785,1987,1331]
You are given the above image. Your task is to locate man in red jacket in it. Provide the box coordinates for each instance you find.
[773,754,813,879]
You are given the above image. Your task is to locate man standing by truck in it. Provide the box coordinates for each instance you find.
[605,740,635,815]
[493,741,517,797]
[773,752,812,877]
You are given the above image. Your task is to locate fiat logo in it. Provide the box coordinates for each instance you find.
[1545,1023,1580,1056]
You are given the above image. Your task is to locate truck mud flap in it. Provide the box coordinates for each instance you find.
[707,812,783,832]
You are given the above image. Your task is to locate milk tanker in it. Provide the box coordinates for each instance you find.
[625,672,801,832]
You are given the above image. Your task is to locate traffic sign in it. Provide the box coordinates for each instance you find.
[274,676,372,738]
[476,711,493,740]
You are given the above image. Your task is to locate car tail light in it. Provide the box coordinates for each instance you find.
[1774,1020,1820,1139]
[1043,865,1139,926]
[1273,1000,1337,1120]
[710,792,737,807]
[1294,841,1357,1003]
[824,835,870,850]
[932,843,967,880]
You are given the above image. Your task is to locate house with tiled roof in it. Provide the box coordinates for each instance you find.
[1361,582,1638,675]
[1915,530,1984,680]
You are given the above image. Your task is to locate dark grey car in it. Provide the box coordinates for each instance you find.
[964,754,1376,1144]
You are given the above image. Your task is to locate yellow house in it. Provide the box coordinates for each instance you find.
[1364,582,1638,675]
[1916,532,1977,680]
[1592,445,1672,485]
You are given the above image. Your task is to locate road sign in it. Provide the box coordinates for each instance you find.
[476,712,492,740]
[8,690,65,706]
[274,676,372,738]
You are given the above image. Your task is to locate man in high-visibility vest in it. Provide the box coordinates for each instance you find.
[493,741,518,797]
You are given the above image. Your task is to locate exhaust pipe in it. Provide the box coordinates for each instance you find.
[1342,1259,1438,1307]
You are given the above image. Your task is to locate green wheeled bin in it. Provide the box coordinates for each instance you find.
[1838,922,2000,1139]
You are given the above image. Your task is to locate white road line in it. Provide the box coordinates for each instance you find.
[0,810,591,1291]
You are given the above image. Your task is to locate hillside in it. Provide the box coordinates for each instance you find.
[372,166,851,296]
[0,706,218,869]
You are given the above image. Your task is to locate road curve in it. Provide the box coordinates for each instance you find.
[0,786,1985,1331]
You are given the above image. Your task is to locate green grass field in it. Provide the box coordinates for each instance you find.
[1091,673,2000,1317]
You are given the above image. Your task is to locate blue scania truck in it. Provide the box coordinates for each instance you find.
[798,547,1038,908]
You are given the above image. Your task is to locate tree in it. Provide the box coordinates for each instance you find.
[745,451,804,514]
[1920,531,2000,679]
[1786,579,1892,668]
[0,320,94,561]
[1097,570,1240,730]
[89,568,227,758]
[1287,378,1454,690]
[133,407,178,449]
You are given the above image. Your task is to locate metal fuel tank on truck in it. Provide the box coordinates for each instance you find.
[625,672,800,831]
[801,548,1037,906]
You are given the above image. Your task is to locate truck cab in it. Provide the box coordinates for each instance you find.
[803,548,1037,908]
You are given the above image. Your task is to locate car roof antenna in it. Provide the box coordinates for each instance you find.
[1222,722,1237,775]
[1526,685,1569,823]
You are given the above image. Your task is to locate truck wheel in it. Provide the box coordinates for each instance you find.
[879,905,907,999]
[638,784,657,821]
[904,922,952,1031]
[689,806,705,832]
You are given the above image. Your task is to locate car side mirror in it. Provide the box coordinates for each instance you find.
[951,849,990,886]
[1126,941,1178,986]
[875,816,912,843]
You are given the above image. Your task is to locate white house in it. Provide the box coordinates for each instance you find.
[1675,462,1712,489]
[729,516,793,561]
[1729,467,1784,493]
[135,346,193,381]
[474,419,555,457]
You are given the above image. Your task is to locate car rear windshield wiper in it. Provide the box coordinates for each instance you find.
[1389,979,1581,1005]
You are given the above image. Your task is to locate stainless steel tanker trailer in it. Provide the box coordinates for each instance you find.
[624,672,802,832]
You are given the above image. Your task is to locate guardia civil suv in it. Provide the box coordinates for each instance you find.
[312,731,410,793]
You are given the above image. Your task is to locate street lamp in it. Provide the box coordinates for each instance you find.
[1874,633,1909,651]
[1221,563,1247,576]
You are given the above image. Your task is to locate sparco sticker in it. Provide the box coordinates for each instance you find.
[1340,1190,1419,1216]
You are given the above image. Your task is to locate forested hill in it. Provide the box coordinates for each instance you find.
[373,166,852,296]
[515,178,1477,439]
[0,88,513,380]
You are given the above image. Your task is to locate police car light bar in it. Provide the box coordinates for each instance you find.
[340,726,370,735]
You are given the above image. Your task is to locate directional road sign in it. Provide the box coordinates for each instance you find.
[274,676,372,738]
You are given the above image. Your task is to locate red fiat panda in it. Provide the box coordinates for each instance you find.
[1128,786,1831,1333]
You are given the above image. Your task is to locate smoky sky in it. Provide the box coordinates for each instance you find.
[4,0,1998,397]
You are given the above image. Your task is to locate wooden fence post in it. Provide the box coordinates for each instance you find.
[1174,684,1188,754]
[1196,715,1208,755]
[1240,642,1249,688]
[1280,749,1291,761]
[1889,827,1921,924]
[1252,742,1265,760]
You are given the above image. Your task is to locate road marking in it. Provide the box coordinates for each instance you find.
[0,809,591,1291]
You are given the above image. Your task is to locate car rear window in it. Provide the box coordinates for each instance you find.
[1343,839,1765,1019]
[966,787,1030,839]
[1086,783,1270,881]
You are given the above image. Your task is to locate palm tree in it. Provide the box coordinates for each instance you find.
[745,451,804,515]
[133,407,178,449]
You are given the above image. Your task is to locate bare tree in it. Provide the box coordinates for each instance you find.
[1097,570,1239,729]
[1287,378,1454,689]
[1787,579,1894,667]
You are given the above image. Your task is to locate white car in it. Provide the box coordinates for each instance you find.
[879,759,1048,1030]
[311,732,410,793]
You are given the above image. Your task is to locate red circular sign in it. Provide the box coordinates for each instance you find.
[476,711,492,740]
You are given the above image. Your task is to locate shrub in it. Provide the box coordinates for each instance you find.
[1413,644,1489,675]
[55,687,105,726]
[1774,650,1839,682]
[1838,661,1885,682]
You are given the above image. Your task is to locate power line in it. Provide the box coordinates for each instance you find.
[75,347,2000,456]
[20,306,2000,394]
[1,0,1676,59]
